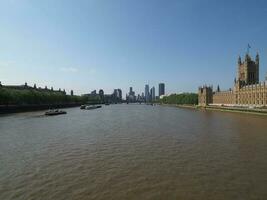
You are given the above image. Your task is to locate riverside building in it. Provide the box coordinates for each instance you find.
[199,52,267,107]
[159,83,165,96]
[0,82,67,95]
[145,84,150,102]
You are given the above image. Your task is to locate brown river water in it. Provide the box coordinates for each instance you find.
[0,104,267,200]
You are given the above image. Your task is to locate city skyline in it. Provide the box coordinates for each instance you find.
[1,0,267,95]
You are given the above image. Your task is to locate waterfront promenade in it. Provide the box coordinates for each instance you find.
[162,104,267,116]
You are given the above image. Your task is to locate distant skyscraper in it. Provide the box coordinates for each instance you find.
[113,89,122,100]
[137,94,141,101]
[127,87,136,102]
[159,83,165,96]
[145,84,149,102]
[113,89,118,97]
[118,89,122,100]
[151,86,155,101]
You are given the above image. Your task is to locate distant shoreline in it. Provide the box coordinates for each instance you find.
[3,103,267,116]
[0,103,81,114]
[161,104,267,116]
[203,105,267,116]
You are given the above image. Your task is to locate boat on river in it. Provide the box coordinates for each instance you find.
[45,109,67,116]
[80,105,86,109]
[85,105,102,110]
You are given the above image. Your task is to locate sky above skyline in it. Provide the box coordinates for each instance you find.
[1,0,267,96]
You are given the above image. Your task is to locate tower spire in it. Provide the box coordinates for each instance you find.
[217,85,220,92]
[238,55,241,65]
[256,52,259,64]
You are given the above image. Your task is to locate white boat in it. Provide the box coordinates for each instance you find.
[45,109,67,116]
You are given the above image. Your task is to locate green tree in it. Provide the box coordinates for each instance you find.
[160,93,198,105]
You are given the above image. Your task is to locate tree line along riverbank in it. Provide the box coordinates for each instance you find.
[0,87,86,105]
[0,86,101,114]
[159,93,198,105]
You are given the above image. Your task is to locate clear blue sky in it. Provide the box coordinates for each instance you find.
[1,0,267,96]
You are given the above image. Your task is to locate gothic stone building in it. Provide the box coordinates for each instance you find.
[199,53,267,107]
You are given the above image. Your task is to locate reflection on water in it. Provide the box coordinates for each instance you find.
[0,105,267,200]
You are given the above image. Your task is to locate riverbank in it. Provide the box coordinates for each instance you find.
[203,105,267,116]
[161,104,267,116]
[161,104,197,109]
[0,103,81,114]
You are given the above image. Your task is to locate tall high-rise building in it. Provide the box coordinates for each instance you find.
[151,86,155,101]
[159,83,165,96]
[137,94,141,101]
[127,87,136,102]
[118,89,122,100]
[145,84,149,102]
[113,89,118,99]
[113,89,122,101]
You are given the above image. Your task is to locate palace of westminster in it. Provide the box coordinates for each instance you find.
[199,51,267,107]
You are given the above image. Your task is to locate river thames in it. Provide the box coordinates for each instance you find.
[0,104,267,200]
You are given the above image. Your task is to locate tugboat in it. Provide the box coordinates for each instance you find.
[45,109,67,116]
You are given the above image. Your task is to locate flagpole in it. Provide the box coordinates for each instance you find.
[247,44,251,55]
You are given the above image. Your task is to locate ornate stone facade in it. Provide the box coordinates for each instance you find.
[199,53,267,107]
[213,90,235,105]
[198,86,213,106]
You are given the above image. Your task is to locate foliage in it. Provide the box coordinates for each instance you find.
[0,88,88,105]
[160,93,198,105]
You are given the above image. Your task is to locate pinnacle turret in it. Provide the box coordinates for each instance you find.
[256,52,259,64]
[238,56,242,65]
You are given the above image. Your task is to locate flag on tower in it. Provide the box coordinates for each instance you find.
[247,44,251,54]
